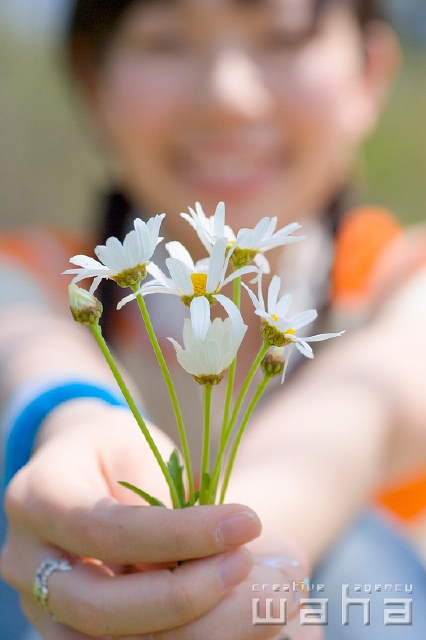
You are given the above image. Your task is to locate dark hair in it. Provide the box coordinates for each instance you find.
[68,0,386,65]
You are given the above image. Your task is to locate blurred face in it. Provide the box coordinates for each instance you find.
[90,0,380,234]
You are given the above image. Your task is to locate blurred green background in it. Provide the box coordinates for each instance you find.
[0,13,425,233]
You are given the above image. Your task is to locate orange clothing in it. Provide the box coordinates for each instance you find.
[331,206,426,522]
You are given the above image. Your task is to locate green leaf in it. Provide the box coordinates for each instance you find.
[118,481,165,507]
[167,449,186,507]
[202,471,211,491]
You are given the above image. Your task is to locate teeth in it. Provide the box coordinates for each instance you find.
[188,166,259,184]
[181,154,279,184]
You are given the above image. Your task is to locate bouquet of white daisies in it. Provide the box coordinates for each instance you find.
[65,202,342,508]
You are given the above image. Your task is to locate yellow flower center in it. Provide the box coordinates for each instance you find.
[285,328,295,336]
[190,272,208,297]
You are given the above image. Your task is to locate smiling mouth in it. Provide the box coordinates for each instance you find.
[174,151,288,199]
[172,129,288,196]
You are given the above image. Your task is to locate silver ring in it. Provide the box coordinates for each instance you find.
[33,558,72,621]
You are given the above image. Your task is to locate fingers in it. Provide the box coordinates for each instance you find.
[10,549,253,637]
[20,562,325,640]
[130,560,307,640]
[21,596,99,640]
[276,614,325,640]
[6,468,261,564]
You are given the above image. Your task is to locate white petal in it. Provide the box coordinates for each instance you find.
[275,316,292,332]
[214,294,247,345]
[251,217,271,247]
[275,292,293,318]
[145,213,165,255]
[67,255,106,270]
[180,211,200,233]
[260,222,304,251]
[257,269,265,310]
[241,281,262,311]
[261,216,278,241]
[267,275,282,314]
[89,276,103,295]
[146,262,172,287]
[222,265,258,287]
[123,228,141,266]
[288,309,318,330]
[190,296,211,342]
[166,258,193,295]
[206,237,227,292]
[117,291,137,310]
[165,241,195,268]
[204,339,222,374]
[134,219,151,263]
[234,227,252,249]
[294,337,314,358]
[213,201,225,237]
[254,253,270,274]
[255,309,273,321]
[176,349,198,375]
[304,331,345,342]
[193,257,210,272]
[182,318,195,349]
[194,201,208,223]
[281,343,296,383]
[224,224,236,242]
[64,268,107,282]
[96,237,125,271]
[168,336,183,354]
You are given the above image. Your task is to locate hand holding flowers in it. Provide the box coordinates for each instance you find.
[64,202,343,509]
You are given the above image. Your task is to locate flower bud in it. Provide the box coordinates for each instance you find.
[261,347,285,378]
[69,284,103,325]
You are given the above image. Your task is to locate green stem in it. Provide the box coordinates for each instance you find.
[221,277,241,430]
[224,341,269,442]
[209,340,270,502]
[135,292,195,505]
[90,322,181,509]
[199,385,213,504]
[219,374,271,504]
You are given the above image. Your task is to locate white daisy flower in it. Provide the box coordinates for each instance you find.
[168,295,247,385]
[234,217,304,272]
[180,201,235,254]
[181,201,304,272]
[244,273,343,365]
[63,214,165,293]
[118,236,256,309]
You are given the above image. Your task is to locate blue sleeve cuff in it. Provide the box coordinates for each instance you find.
[3,381,128,485]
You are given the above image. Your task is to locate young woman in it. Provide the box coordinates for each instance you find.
[2,1,426,638]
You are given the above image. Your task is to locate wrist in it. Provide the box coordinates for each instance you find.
[2,379,128,485]
[34,397,127,449]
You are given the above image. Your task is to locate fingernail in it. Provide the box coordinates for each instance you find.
[256,554,305,584]
[216,511,262,547]
[256,554,302,572]
[217,548,253,589]
[256,555,309,611]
